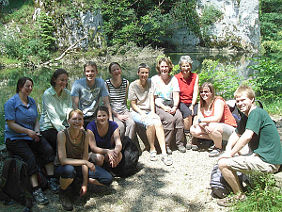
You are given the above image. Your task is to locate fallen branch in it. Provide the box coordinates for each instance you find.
[41,35,88,66]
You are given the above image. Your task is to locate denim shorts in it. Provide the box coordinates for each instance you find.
[130,111,161,128]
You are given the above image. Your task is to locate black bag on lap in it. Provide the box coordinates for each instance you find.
[0,156,33,209]
[110,136,139,178]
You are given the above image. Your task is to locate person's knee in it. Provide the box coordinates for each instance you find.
[218,159,229,171]
[61,165,76,178]
[96,154,105,166]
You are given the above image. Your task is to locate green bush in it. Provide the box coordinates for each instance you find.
[233,173,282,211]
[198,59,243,100]
[248,58,282,102]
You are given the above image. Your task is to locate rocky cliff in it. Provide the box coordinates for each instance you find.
[171,0,260,52]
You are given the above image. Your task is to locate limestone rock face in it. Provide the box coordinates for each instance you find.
[171,0,260,52]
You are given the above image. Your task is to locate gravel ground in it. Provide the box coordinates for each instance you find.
[1,116,281,212]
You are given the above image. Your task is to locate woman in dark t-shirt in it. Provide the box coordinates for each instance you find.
[87,106,123,168]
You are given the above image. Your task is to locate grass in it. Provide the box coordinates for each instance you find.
[232,173,282,211]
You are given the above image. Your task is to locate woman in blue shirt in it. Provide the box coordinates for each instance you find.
[4,77,58,205]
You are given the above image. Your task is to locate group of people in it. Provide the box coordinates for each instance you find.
[4,55,281,210]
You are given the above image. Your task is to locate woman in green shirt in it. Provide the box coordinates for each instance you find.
[40,69,73,151]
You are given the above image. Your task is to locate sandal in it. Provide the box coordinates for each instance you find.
[150,150,157,161]
[161,154,173,166]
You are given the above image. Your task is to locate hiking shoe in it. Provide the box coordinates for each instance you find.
[48,177,60,193]
[208,145,215,152]
[217,194,246,207]
[166,146,172,155]
[177,145,186,153]
[150,150,157,161]
[191,145,199,151]
[185,133,193,150]
[33,188,49,205]
[59,188,73,211]
[209,148,222,157]
[161,154,173,166]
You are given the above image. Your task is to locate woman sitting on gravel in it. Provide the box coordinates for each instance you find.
[56,109,113,211]
[87,106,123,169]
[190,82,237,157]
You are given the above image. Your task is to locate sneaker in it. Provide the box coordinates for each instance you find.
[150,150,157,161]
[59,188,73,211]
[48,177,60,193]
[208,145,215,152]
[191,144,199,151]
[209,148,222,157]
[33,188,49,205]
[161,154,173,166]
[166,146,172,155]
[177,145,186,153]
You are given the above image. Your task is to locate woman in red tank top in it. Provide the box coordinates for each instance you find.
[190,82,237,157]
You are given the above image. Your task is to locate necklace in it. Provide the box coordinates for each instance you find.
[68,129,81,143]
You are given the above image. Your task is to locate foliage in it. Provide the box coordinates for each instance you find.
[38,13,57,51]
[233,173,282,211]
[200,5,223,27]
[198,59,243,100]
[247,58,282,102]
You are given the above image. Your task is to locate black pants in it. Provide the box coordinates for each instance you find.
[41,128,58,152]
[6,138,55,176]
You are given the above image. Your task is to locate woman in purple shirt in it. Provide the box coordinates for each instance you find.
[87,106,122,168]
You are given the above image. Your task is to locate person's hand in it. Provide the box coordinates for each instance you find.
[86,161,95,172]
[218,152,232,161]
[117,114,129,122]
[189,105,194,115]
[163,106,171,113]
[27,129,40,142]
[80,185,87,197]
[140,111,147,122]
[108,149,119,168]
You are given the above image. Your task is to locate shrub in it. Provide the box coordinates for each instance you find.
[198,59,243,100]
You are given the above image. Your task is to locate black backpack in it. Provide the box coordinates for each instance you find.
[110,136,139,178]
[210,164,249,199]
[0,156,33,209]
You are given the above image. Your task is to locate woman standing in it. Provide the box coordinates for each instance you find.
[87,106,123,169]
[56,109,113,211]
[4,77,58,205]
[152,57,185,154]
[190,82,237,157]
[105,62,135,139]
[40,69,73,151]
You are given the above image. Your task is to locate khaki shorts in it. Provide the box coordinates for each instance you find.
[225,153,280,174]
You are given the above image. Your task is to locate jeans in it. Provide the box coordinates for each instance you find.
[55,164,113,186]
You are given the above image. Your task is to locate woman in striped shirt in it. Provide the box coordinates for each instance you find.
[105,62,135,139]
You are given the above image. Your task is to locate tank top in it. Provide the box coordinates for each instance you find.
[105,78,128,114]
[201,96,237,127]
[54,129,86,166]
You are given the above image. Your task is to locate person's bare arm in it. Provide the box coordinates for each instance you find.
[7,120,40,141]
[103,96,113,121]
[72,96,79,109]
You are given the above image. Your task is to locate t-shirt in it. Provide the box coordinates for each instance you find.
[4,94,38,141]
[40,87,73,132]
[151,75,179,106]
[71,77,109,117]
[105,78,128,114]
[86,121,118,149]
[128,79,154,112]
[236,107,282,165]
[175,72,198,104]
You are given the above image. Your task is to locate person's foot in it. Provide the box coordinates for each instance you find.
[177,145,186,153]
[48,177,60,193]
[217,194,246,207]
[161,154,173,166]
[33,188,49,205]
[191,144,199,151]
[150,150,157,161]
[185,132,193,150]
[209,147,222,157]
[166,146,172,155]
[59,188,73,211]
